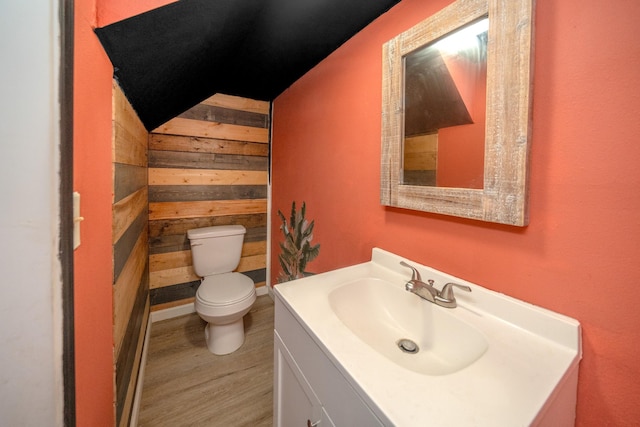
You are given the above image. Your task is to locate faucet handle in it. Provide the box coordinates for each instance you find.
[439,282,471,301]
[400,261,422,282]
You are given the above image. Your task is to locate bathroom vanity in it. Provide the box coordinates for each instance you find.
[273,248,581,426]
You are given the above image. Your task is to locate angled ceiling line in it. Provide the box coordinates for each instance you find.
[96,0,401,131]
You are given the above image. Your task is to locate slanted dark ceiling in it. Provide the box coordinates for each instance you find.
[96,0,401,131]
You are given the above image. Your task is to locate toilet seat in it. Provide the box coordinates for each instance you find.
[196,272,255,307]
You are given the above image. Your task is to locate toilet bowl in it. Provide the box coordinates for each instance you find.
[195,272,256,354]
[187,225,256,355]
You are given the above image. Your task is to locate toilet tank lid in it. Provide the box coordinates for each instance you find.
[187,225,246,240]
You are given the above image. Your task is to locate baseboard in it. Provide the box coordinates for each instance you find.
[151,302,196,323]
[129,315,152,427]
[256,285,270,297]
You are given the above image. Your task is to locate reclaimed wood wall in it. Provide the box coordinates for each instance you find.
[403,133,438,186]
[148,94,270,311]
[112,81,150,427]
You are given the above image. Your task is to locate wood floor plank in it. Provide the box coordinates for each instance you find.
[138,295,274,426]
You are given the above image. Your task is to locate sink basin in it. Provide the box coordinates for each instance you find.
[328,277,488,375]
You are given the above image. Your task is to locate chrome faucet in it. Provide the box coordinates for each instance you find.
[400,261,471,308]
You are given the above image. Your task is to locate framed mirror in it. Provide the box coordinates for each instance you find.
[381,0,535,226]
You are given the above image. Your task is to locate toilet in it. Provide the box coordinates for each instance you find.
[187,225,256,355]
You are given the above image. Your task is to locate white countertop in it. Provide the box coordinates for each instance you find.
[274,248,582,426]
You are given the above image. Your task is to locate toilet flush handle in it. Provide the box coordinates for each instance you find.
[190,242,203,247]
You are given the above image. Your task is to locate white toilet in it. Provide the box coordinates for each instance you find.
[187,225,256,355]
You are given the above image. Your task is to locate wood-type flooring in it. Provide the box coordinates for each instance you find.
[138,295,274,426]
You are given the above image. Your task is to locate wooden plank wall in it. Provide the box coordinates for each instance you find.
[403,133,438,185]
[148,94,270,311]
[112,81,150,427]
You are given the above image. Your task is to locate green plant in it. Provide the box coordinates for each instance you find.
[277,201,320,283]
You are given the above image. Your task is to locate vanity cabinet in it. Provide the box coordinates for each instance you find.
[273,295,386,427]
[272,248,582,425]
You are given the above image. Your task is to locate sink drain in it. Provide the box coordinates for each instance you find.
[397,338,419,354]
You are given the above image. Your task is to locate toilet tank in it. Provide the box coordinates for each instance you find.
[187,225,246,277]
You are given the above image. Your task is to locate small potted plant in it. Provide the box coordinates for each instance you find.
[277,201,320,283]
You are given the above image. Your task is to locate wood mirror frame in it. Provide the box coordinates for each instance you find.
[381,0,534,226]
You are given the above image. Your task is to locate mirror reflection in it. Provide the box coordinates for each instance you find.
[403,17,488,189]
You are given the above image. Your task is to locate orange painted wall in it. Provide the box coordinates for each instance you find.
[74,0,115,424]
[271,0,640,425]
[96,0,177,27]
[437,53,486,188]
[73,0,174,425]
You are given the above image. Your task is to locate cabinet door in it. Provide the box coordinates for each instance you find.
[319,407,336,427]
[274,332,326,427]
